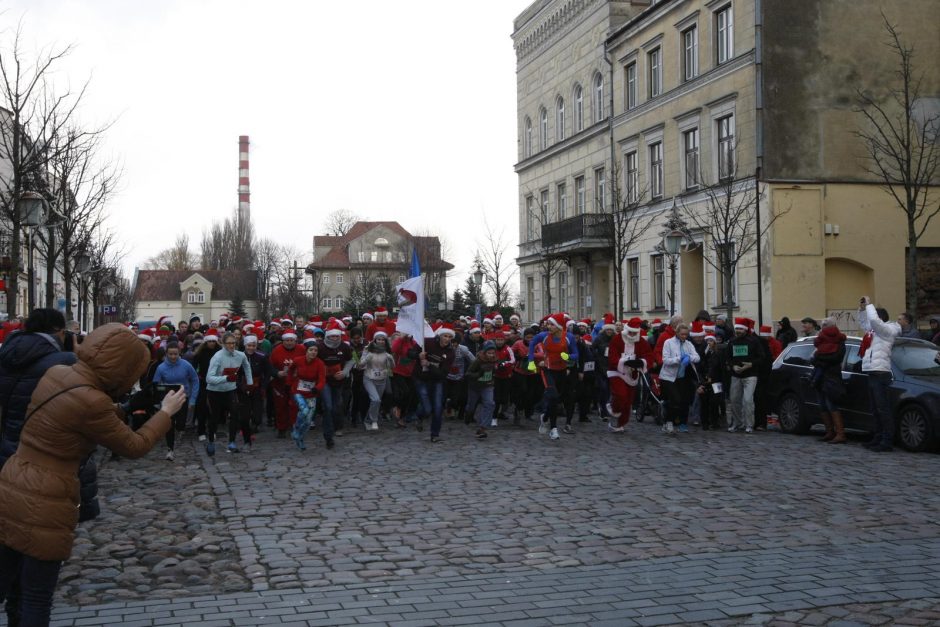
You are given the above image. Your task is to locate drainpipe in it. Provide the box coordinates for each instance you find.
[754,0,764,326]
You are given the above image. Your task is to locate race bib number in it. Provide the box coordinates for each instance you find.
[583,362,595,372]
[369,368,385,379]
[479,370,493,383]
[297,380,315,392]
[712,382,723,394]
[604,347,609,357]
[733,345,749,357]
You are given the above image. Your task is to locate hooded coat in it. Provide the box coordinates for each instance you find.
[0,324,171,561]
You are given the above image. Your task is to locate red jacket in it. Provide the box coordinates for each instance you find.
[494,344,515,379]
[270,343,306,388]
[288,356,326,398]
[365,320,397,342]
[391,336,418,377]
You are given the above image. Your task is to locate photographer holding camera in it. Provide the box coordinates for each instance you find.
[0,323,186,626]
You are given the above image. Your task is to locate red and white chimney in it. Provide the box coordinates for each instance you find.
[238,135,250,223]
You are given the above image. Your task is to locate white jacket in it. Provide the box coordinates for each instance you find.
[659,336,701,382]
[857,304,899,373]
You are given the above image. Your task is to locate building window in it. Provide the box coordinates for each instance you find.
[197,291,205,304]
[628,258,640,311]
[357,272,365,283]
[539,107,548,151]
[556,183,567,220]
[526,195,536,240]
[371,250,378,262]
[556,97,565,142]
[716,242,737,305]
[398,274,406,284]
[357,251,365,262]
[322,274,330,284]
[335,296,343,310]
[540,189,549,225]
[651,254,666,309]
[593,73,604,122]
[683,26,698,81]
[649,142,664,199]
[187,291,196,304]
[575,176,586,214]
[625,62,637,110]
[684,128,700,190]
[558,271,568,312]
[625,151,638,203]
[594,167,606,212]
[523,117,532,158]
[648,47,662,98]
[716,5,733,64]
[323,297,333,309]
[717,114,735,179]
[336,272,344,284]
[526,276,535,314]
[573,84,584,132]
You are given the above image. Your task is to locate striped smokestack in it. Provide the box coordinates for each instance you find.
[238,135,250,223]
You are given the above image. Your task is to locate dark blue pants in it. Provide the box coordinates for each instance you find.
[867,371,894,445]
[0,544,62,627]
[415,379,445,436]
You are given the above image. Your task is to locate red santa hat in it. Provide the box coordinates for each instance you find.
[281,318,294,327]
[482,317,494,326]
[375,307,388,317]
[691,321,705,337]
[342,315,353,324]
[468,321,482,334]
[362,311,374,321]
[156,316,172,329]
[501,324,513,337]
[705,331,717,342]
[759,325,773,337]
[311,315,324,327]
[581,334,592,345]
[435,322,456,337]
[623,318,643,337]
[204,329,220,341]
[268,319,281,328]
[545,312,567,330]
[280,330,298,341]
[703,322,716,333]
[373,330,388,340]
[138,328,155,343]
[243,334,258,345]
[325,322,343,337]
[254,320,265,328]
[509,313,520,322]
[602,313,616,332]
[734,317,749,330]
[579,318,591,328]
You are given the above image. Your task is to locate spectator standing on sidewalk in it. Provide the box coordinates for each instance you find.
[857,296,900,452]
[812,321,848,444]
[897,312,921,339]
[659,322,700,435]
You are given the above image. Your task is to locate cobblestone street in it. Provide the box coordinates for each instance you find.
[7,415,940,626]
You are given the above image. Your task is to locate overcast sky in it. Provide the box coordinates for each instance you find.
[3,0,532,293]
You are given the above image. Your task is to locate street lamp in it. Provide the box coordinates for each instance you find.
[75,251,91,331]
[473,263,485,321]
[658,200,695,317]
[17,191,47,314]
[101,281,116,325]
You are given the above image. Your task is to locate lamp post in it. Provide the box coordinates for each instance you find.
[17,192,47,314]
[657,200,695,317]
[75,251,91,332]
[473,263,485,322]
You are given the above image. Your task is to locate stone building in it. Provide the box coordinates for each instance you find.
[307,222,453,315]
[132,270,260,324]
[514,0,940,326]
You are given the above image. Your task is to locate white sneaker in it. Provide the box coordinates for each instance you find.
[665,421,675,435]
[371,421,379,432]
[549,427,560,441]
[198,435,206,442]
[165,450,174,461]
[607,423,625,433]
[661,422,670,433]
[538,415,548,435]
[745,427,753,434]
[727,426,737,433]
[491,418,498,427]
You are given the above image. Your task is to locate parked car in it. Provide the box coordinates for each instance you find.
[770,336,940,451]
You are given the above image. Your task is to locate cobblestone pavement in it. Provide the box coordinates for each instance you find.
[2,414,938,625]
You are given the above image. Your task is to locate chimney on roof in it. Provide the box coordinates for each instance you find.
[238,135,250,223]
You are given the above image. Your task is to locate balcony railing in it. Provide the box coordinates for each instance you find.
[541,213,613,249]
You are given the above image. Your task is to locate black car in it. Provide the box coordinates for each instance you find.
[770,336,940,451]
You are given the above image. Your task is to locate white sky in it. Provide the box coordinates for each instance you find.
[2,0,532,293]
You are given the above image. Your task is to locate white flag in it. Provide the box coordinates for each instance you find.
[395,275,433,348]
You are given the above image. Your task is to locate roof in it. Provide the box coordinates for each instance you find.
[133,270,260,301]
[311,221,453,271]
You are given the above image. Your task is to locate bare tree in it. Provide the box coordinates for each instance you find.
[254,237,280,319]
[200,209,255,270]
[855,15,940,317]
[524,192,565,314]
[681,155,785,322]
[145,233,198,271]
[0,27,88,315]
[267,244,312,316]
[324,209,360,237]
[475,218,517,309]
[605,162,655,318]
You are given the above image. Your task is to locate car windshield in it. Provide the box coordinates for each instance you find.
[893,345,940,376]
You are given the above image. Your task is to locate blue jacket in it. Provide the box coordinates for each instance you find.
[152,357,200,407]
[206,348,252,392]
[0,332,78,468]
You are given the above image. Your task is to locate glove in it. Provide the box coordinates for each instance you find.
[560,352,569,362]
[680,353,690,366]
[226,373,238,382]
[625,359,644,369]
[527,361,537,373]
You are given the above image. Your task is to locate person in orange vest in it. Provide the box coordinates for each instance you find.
[527,313,579,441]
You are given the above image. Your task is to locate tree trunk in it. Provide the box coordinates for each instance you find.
[45,227,57,308]
[907,216,918,318]
[724,263,735,324]
[7,225,21,317]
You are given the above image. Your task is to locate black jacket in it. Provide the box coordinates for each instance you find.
[0,331,78,467]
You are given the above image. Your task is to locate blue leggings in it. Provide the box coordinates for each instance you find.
[293,394,317,441]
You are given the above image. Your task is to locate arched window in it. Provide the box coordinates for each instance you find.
[539,107,548,151]
[523,116,532,157]
[573,84,584,132]
[556,96,565,142]
[593,73,604,122]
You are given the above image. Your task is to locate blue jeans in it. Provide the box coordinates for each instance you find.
[466,385,495,429]
[867,371,894,444]
[0,544,62,627]
[415,379,445,436]
[319,384,346,438]
[293,394,317,442]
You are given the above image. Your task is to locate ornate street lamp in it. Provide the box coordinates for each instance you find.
[657,200,696,317]
[17,192,47,313]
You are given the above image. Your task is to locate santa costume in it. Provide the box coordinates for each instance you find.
[606,317,653,431]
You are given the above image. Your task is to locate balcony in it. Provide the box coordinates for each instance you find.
[541,213,613,253]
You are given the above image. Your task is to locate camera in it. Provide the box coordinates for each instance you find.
[120,383,183,429]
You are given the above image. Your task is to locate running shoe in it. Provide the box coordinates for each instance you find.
[678,424,689,433]
[198,435,206,442]
[607,423,625,433]
[562,425,575,435]
[549,427,560,441]
[538,414,548,435]
[745,427,753,434]
[664,421,675,435]
[226,442,238,453]
[165,450,174,461]
[205,441,215,457]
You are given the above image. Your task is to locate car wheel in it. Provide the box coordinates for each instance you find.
[777,393,809,435]
[897,404,933,452]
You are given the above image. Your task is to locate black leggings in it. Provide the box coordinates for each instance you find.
[164,405,188,450]
[208,390,248,444]
[662,377,694,425]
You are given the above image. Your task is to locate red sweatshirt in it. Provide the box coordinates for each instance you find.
[288,356,326,398]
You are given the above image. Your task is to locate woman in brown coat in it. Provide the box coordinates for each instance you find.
[0,323,186,626]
